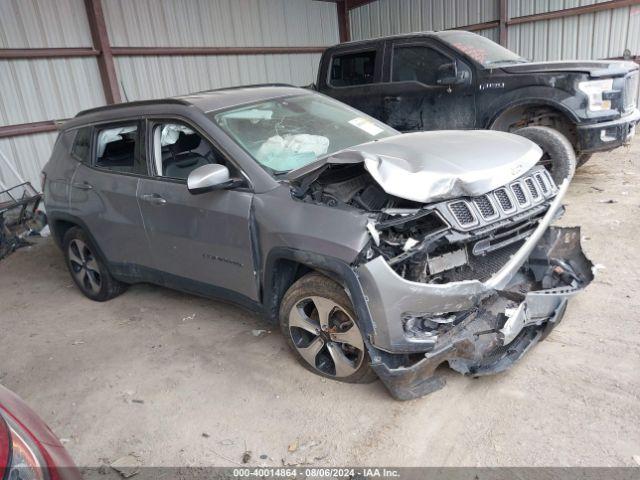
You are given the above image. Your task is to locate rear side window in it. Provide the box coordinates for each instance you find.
[330,50,377,86]
[94,124,146,175]
[392,45,452,85]
[70,127,92,163]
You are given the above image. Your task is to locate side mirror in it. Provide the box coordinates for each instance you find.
[436,61,469,86]
[187,164,237,194]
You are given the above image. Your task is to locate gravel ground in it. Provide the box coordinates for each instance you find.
[0,141,639,469]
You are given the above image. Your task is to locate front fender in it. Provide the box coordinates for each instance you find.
[261,247,377,339]
[485,86,582,128]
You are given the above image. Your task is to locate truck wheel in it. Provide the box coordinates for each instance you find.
[515,126,576,184]
[279,273,377,384]
[63,227,127,301]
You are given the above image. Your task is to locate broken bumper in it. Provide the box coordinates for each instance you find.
[577,108,639,153]
[356,180,593,400]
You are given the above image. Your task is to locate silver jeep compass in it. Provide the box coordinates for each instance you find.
[42,85,592,400]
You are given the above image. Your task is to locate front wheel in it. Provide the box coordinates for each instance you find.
[279,273,377,384]
[514,126,576,184]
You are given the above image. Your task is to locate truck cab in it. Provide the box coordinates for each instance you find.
[316,30,639,166]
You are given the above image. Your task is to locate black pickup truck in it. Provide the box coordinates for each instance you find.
[315,30,639,179]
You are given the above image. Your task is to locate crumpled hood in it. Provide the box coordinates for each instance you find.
[290,130,542,203]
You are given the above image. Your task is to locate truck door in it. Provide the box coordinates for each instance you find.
[318,42,385,121]
[381,39,475,131]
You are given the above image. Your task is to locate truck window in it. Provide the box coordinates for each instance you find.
[330,51,377,87]
[392,45,451,85]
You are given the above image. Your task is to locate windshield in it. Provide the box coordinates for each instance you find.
[209,94,398,173]
[438,31,528,67]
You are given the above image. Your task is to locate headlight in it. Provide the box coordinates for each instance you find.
[578,79,614,111]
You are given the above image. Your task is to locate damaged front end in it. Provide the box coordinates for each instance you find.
[288,131,592,400]
[356,177,593,400]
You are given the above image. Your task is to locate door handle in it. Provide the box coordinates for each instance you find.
[384,96,401,103]
[72,181,92,190]
[141,193,167,206]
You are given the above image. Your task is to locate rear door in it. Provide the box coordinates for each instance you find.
[137,118,259,302]
[69,120,153,271]
[319,42,386,121]
[381,38,476,131]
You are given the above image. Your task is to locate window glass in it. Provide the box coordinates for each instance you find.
[211,94,398,173]
[392,45,452,85]
[71,127,92,163]
[330,51,377,86]
[95,125,144,174]
[152,122,229,180]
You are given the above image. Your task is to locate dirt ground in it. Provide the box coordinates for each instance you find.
[1,141,639,469]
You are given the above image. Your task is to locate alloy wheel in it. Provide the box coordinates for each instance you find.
[68,239,102,295]
[288,296,365,378]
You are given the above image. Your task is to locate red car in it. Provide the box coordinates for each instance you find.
[0,385,80,480]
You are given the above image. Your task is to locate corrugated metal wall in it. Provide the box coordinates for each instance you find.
[508,0,640,61]
[114,54,322,101]
[350,0,499,42]
[0,0,105,188]
[350,0,639,60]
[0,0,338,188]
[103,0,335,101]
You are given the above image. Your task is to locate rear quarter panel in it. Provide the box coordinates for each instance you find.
[42,129,80,217]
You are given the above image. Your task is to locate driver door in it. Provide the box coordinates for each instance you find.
[381,39,475,131]
[137,118,259,302]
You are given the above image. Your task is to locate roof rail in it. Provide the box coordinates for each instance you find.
[186,83,297,96]
[75,98,191,117]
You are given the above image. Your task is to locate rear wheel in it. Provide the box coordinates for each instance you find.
[279,273,376,383]
[63,227,127,301]
[515,126,576,184]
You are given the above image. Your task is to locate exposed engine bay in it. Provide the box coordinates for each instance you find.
[292,161,558,285]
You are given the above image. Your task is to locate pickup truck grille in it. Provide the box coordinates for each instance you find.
[624,71,639,113]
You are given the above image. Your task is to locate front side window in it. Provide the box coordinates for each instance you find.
[330,50,377,86]
[94,124,145,174]
[210,94,398,173]
[392,45,453,85]
[151,122,234,181]
[71,127,92,163]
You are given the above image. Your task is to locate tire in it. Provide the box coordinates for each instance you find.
[62,226,127,301]
[577,153,593,168]
[279,272,377,384]
[514,126,576,185]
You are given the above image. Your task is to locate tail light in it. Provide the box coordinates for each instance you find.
[0,413,48,480]
[0,413,9,480]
